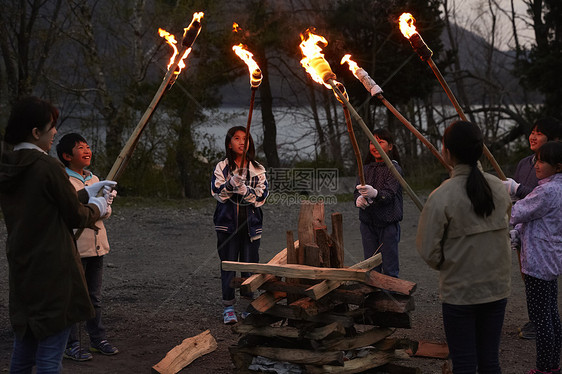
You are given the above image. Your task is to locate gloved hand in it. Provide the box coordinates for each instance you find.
[502,178,520,198]
[230,173,247,195]
[85,181,117,199]
[509,229,521,251]
[102,205,112,219]
[104,189,117,205]
[356,184,378,200]
[88,196,108,217]
[355,195,370,210]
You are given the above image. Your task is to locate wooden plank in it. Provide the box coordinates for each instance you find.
[237,346,344,366]
[330,213,344,268]
[365,271,417,295]
[406,341,449,359]
[305,350,392,374]
[305,253,382,300]
[304,243,323,267]
[320,326,394,351]
[233,321,345,340]
[222,261,368,282]
[152,330,217,374]
[249,291,286,313]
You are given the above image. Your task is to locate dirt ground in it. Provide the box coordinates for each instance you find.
[0,195,553,373]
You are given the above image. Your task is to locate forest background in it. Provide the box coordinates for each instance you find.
[1,0,561,199]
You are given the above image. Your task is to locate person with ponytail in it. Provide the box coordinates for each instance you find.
[416,121,512,373]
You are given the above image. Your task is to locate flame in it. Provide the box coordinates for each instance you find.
[299,29,334,88]
[233,22,242,33]
[399,13,417,39]
[159,28,192,74]
[232,43,262,88]
[191,12,204,23]
[341,54,359,75]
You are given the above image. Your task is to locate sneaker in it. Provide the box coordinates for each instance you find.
[89,340,119,355]
[63,342,93,361]
[223,306,238,324]
[519,321,536,340]
[241,311,251,320]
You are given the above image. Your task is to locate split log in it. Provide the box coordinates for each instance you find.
[365,271,417,295]
[314,228,333,267]
[233,321,345,340]
[298,201,326,251]
[267,304,355,328]
[235,346,344,366]
[379,363,422,374]
[152,330,217,374]
[232,278,374,305]
[222,261,368,282]
[240,239,298,294]
[305,350,392,374]
[250,291,286,313]
[406,341,449,359]
[330,213,344,268]
[319,326,394,351]
[305,253,382,300]
[364,292,415,314]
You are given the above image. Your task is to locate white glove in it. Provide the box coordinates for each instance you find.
[104,189,117,205]
[102,205,112,219]
[85,181,117,198]
[356,184,378,200]
[88,196,108,217]
[230,173,247,195]
[502,178,520,198]
[355,195,370,210]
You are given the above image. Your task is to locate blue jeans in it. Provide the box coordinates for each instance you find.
[442,299,507,374]
[217,229,260,305]
[68,256,106,346]
[10,327,71,374]
[360,221,400,277]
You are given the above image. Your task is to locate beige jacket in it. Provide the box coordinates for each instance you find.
[69,171,110,257]
[416,163,512,305]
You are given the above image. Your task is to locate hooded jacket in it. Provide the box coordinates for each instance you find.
[0,146,97,339]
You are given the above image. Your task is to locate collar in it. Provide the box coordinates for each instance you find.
[65,167,93,183]
[13,142,47,154]
[450,161,484,177]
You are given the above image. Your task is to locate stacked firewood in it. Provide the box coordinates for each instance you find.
[223,202,430,374]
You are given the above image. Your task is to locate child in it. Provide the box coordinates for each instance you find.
[354,128,403,277]
[416,121,511,373]
[510,141,562,374]
[56,133,119,361]
[211,126,268,324]
[503,117,561,339]
[0,97,113,373]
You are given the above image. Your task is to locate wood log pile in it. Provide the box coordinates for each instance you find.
[224,202,435,374]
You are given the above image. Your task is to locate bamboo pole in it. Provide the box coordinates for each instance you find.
[328,79,424,211]
[239,87,257,176]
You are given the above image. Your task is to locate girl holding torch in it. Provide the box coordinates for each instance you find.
[354,128,403,278]
[211,126,268,324]
[416,121,511,373]
[510,141,562,374]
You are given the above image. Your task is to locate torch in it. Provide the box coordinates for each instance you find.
[299,29,423,211]
[232,42,263,175]
[341,54,451,172]
[106,12,204,182]
[75,13,203,241]
[398,13,506,180]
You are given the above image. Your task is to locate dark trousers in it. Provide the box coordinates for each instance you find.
[442,299,507,374]
[217,230,260,306]
[359,221,400,277]
[68,256,106,346]
[525,275,562,371]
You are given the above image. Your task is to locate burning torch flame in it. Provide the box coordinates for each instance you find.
[232,44,263,88]
[299,29,336,89]
[232,22,242,33]
[158,28,192,74]
[341,54,359,74]
[399,13,417,39]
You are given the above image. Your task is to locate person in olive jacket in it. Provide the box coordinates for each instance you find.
[0,96,115,373]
